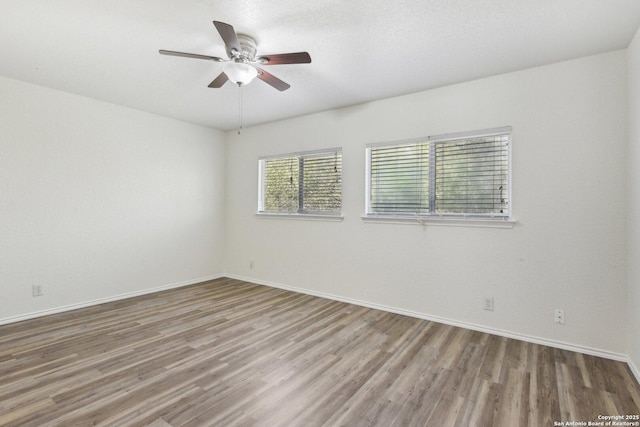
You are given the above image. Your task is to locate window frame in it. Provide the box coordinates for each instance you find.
[257,147,343,219]
[364,127,513,226]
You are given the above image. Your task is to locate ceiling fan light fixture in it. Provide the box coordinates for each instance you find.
[223,61,258,86]
[160,21,310,91]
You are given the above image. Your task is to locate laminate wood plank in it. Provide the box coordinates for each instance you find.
[460,378,503,427]
[431,326,461,368]
[330,326,435,423]
[478,334,508,383]
[609,362,640,414]
[0,397,56,426]
[0,277,638,426]
[492,368,530,427]
[529,359,561,426]
[325,370,398,426]
[424,388,467,427]
[241,353,342,424]
[454,343,486,398]
[147,419,173,427]
[392,366,454,426]
[556,361,594,421]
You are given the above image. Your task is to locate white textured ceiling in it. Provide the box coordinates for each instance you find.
[1,1,639,131]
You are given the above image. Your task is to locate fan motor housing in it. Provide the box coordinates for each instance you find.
[227,34,257,62]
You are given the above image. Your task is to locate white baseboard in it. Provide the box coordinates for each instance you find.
[628,357,640,385]
[226,274,630,364]
[0,274,224,326]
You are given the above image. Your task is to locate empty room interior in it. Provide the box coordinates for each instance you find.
[2,1,640,426]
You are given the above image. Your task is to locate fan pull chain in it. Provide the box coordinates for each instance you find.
[238,84,243,135]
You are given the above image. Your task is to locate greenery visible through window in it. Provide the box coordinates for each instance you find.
[366,127,511,219]
[258,148,342,216]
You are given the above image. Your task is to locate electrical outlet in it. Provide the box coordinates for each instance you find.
[32,285,43,297]
[249,261,255,270]
[554,309,565,324]
[483,297,494,311]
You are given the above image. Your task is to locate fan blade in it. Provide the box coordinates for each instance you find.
[213,21,241,54]
[208,72,229,88]
[257,52,311,65]
[159,49,223,62]
[256,68,290,91]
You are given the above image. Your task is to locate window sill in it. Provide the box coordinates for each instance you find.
[361,215,515,229]
[256,213,344,222]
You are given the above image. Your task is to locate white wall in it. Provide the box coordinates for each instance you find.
[225,51,629,355]
[628,28,640,375]
[0,76,226,321]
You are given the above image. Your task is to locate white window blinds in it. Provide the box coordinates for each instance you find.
[434,134,509,215]
[369,142,430,214]
[367,127,511,218]
[259,148,342,215]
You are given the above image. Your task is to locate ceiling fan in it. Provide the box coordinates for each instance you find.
[159,21,311,91]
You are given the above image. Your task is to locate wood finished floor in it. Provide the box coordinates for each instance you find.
[1,278,639,427]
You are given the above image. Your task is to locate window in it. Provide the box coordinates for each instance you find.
[258,148,342,216]
[366,127,511,220]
